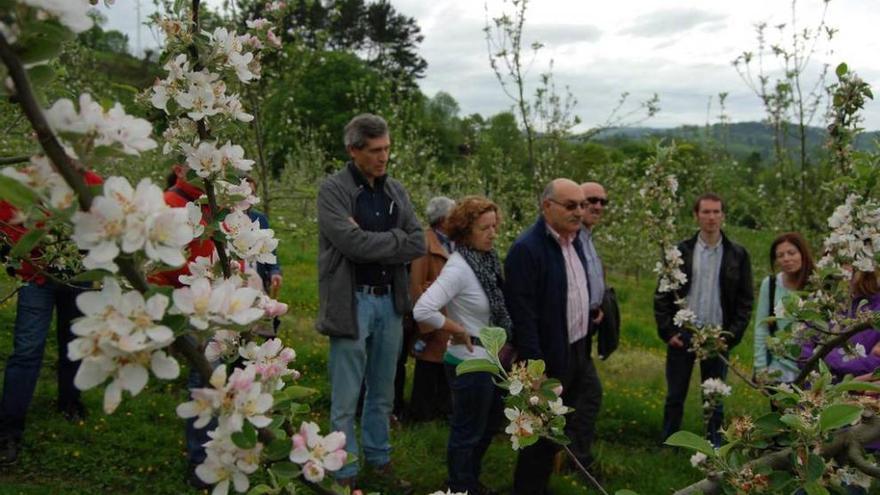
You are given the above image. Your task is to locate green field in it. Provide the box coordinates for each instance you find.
[0,224,782,495]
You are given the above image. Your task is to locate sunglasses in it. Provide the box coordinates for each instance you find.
[548,198,589,211]
[586,196,609,206]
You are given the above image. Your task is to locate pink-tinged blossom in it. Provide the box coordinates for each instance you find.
[289,422,347,482]
[239,338,297,389]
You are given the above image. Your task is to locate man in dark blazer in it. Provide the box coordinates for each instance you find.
[654,193,753,447]
[505,178,593,495]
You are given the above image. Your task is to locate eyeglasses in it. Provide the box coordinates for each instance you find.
[548,198,588,211]
[586,196,609,206]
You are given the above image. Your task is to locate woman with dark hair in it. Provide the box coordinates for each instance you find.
[413,196,508,495]
[753,232,815,383]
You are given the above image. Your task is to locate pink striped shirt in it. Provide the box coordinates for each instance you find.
[547,225,590,343]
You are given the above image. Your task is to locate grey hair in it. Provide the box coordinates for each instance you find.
[425,196,455,226]
[344,113,389,149]
[541,181,556,201]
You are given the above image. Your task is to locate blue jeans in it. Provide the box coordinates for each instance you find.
[445,365,503,494]
[329,292,402,478]
[184,335,217,466]
[0,281,84,440]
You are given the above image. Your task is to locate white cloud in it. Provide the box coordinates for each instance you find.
[101,0,880,130]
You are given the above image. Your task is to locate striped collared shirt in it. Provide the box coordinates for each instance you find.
[547,225,590,343]
[687,235,724,327]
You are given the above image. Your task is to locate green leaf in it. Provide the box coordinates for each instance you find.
[269,461,300,480]
[15,39,63,64]
[456,358,501,376]
[276,385,316,402]
[615,491,640,495]
[819,404,862,432]
[0,175,39,210]
[247,484,274,495]
[173,0,187,14]
[265,437,291,461]
[267,415,284,431]
[27,64,55,87]
[517,434,539,449]
[716,440,739,460]
[9,228,46,258]
[479,326,507,358]
[231,422,258,449]
[754,412,786,434]
[69,270,111,283]
[526,359,545,377]
[779,414,803,429]
[836,62,848,78]
[663,431,715,456]
[832,381,880,393]
[806,453,827,483]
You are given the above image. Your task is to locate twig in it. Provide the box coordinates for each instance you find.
[793,321,873,385]
[717,354,769,396]
[0,155,30,165]
[562,445,609,495]
[0,286,20,306]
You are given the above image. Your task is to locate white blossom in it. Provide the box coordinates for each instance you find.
[289,422,347,482]
[690,452,707,468]
[68,278,179,413]
[701,378,732,397]
[21,0,93,33]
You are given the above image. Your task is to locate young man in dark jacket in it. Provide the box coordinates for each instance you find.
[654,193,753,447]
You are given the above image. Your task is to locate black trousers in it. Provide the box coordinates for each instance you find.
[662,345,727,447]
[513,337,598,495]
[408,359,451,421]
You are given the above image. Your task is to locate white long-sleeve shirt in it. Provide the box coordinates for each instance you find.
[412,252,493,362]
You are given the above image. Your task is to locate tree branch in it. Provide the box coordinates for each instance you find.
[0,32,93,211]
[847,438,880,478]
[674,413,880,495]
[793,320,873,385]
[1,28,213,383]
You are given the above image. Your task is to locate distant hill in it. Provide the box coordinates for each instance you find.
[589,122,880,160]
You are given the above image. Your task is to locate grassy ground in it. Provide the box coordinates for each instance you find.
[0,227,778,495]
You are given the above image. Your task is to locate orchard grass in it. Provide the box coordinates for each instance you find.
[0,227,771,494]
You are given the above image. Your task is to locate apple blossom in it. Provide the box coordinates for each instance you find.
[68,278,180,413]
[289,422,347,482]
[21,0,93,33]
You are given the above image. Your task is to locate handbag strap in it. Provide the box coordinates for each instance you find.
[768,275,778,336]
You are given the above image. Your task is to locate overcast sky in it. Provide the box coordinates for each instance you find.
[104,0,880,130]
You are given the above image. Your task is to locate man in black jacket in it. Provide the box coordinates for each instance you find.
[654,193,753,447]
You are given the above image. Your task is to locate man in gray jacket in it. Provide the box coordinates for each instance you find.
[317,114,425,488]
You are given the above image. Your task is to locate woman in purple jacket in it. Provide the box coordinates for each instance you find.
[801,268,880,379]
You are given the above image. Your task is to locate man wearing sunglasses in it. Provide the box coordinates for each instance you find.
[562,181,609,473]
[505,178,595,495]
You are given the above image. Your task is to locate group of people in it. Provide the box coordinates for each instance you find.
[316,112,612,495]
[1,110,879,495]
[316,113,880,495]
